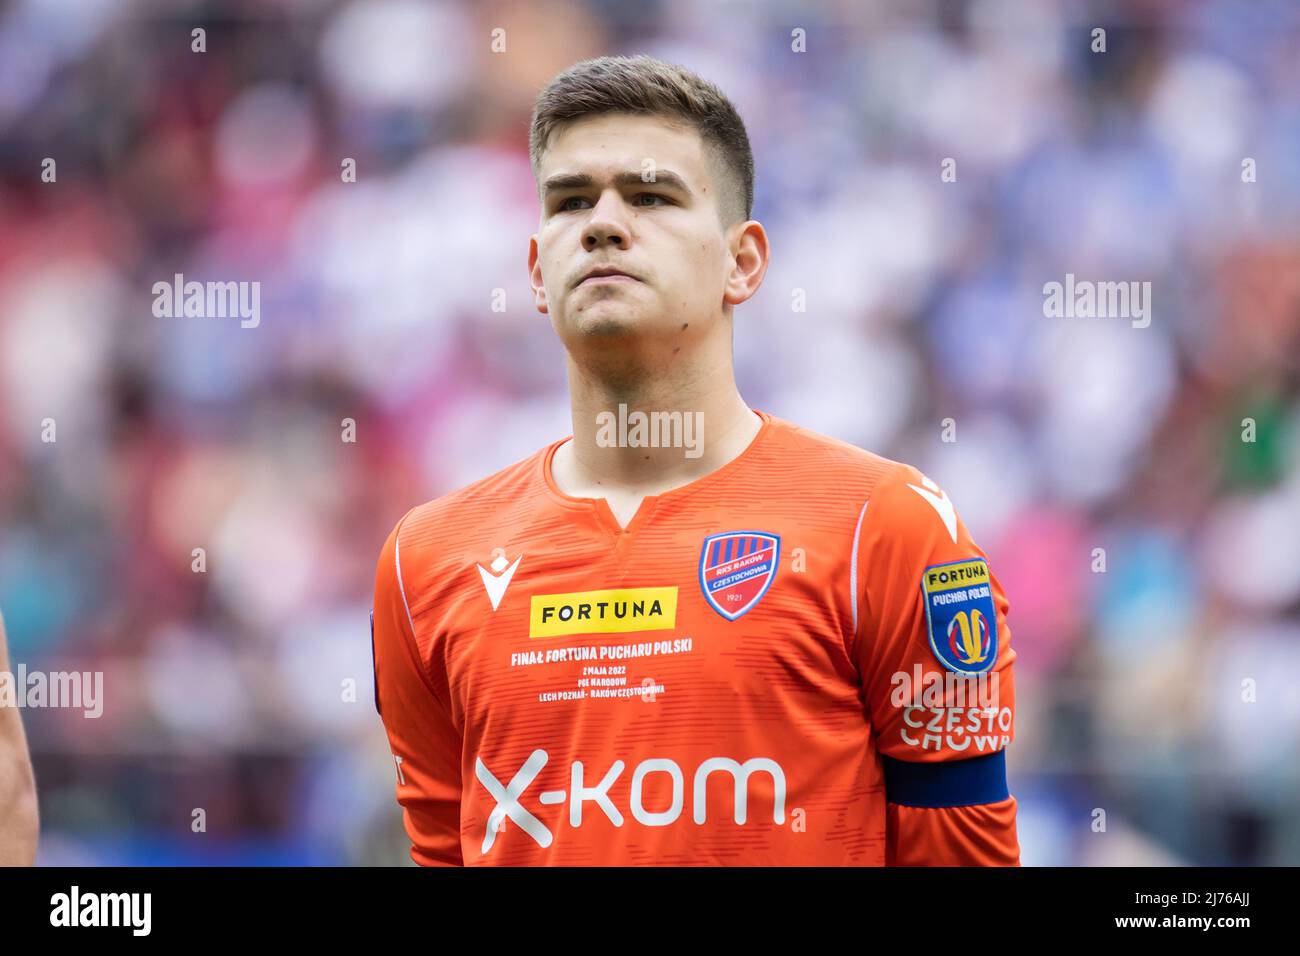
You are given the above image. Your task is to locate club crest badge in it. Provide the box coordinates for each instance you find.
[699,531,780,620]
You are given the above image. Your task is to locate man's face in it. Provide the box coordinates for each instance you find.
[529,113,736,350]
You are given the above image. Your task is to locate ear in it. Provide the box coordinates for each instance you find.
[528,234,549,315]
[722,220,770,307]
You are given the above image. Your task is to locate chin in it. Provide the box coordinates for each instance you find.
[568,306,648,339]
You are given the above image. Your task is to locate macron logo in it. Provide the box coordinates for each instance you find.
[477,552,522,611]
[907,476,958,543]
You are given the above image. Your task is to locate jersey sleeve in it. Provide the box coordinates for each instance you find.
[372,512,464,866]
[855,465,1020,866]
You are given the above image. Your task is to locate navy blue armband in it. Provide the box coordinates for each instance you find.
[882,750,1009,808]
[370,610,381,718]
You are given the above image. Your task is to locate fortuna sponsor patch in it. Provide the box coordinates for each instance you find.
[529,587,678,638]
[920,558,998,675]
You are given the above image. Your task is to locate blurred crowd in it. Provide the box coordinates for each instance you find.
[1,0,1298,865]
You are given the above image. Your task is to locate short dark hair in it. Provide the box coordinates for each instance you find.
[529,55,755,224]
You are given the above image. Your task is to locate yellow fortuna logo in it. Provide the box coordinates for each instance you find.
[924,559,991,592]
[529,587,678,638]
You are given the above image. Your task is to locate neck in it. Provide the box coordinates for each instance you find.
[559,343,760,494]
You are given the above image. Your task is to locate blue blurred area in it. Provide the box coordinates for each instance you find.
[44,835,339,867]
[1,0,1299,865]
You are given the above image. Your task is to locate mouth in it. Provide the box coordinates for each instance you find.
[576,267,641,288]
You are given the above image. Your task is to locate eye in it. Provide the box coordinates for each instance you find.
[557,196,590,212]
[633,193,670,207]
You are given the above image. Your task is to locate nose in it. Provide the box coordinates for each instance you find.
[583,190,630,250]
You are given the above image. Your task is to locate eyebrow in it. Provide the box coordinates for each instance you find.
[541,169,694,200]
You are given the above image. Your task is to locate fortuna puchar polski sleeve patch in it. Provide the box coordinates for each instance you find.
[920,558,998,675]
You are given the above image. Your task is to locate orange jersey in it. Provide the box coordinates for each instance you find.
[372,411,1019,865]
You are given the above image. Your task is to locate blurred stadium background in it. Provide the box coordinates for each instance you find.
[2,0,1299,865]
